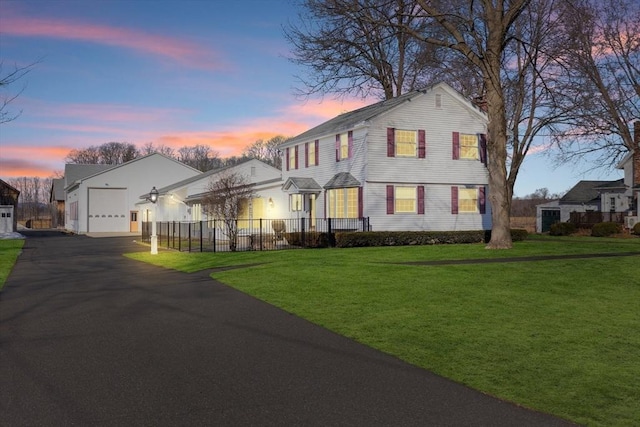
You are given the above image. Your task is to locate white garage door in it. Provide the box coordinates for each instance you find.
[88,188,128,232]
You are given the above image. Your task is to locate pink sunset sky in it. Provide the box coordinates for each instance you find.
[0,0,622,196]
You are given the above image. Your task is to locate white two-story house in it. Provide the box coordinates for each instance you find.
[279,82,491,232]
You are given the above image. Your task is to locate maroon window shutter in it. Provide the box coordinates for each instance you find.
[305,143,309,168]
[386,185,394,214]
[387,128,395,157]
[452,132,460,160]
[294,145,299,169]
[479,133,487,165]
[451,186,459,214]
[348,131,353,158]
[358,187,363,218]
[285,147,290,171]
[418,130,426,158]
[315,139,319,165]
[479,186,486,214]
[417,186,425,214]
[335,134,340,162]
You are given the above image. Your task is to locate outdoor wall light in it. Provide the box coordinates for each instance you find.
[268,197,274,208]
[149,186,159,204]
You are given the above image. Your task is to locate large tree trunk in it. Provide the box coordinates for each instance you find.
[484,25,513,249]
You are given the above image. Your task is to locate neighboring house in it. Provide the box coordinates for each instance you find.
[278,82,491,232]
[0,179,20,233]
[64,153,200,234]
[49,178,66,228]
[536,122,640,232]
[137,159,284,226]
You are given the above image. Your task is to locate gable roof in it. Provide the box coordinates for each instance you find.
[50,178,65,202]
[64,153,200,190]
[282,177,322,193]
[324,172,361,189]
[560,179,624,204]
[283,82,486,146]
[148,158,277,197]
[65,164,112,188]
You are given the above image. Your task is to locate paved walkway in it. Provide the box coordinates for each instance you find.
[1,231,575,426]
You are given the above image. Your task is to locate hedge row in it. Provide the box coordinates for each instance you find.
[334,229,528,248]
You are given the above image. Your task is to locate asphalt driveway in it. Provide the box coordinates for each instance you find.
[0,230,574,426]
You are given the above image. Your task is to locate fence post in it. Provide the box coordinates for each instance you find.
[200,220,203,252]
[301,217,306,248]
[188,222,192,252]
[259,218,263,251]
[213,220,216,253]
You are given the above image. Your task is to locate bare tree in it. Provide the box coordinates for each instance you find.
[8,176,50,225]
[285,0,440,99]
[98,142,138,164]
[242,135,287,169]
[140,142,176,158]
[65,142,139,164]
[202,171,255,251]
[0,61,38,124]
[550,0,640,169]
[177,144,221,171]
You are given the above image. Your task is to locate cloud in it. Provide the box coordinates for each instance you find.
[281,98,370,122]
[2,11,229,71]
[0,157,63,179]
[0,95,374,179]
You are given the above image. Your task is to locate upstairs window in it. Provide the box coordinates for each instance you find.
[387,128,425,158]
[287,145,299,170]
[453,132,487,164]
[306,140,319,167]
[395,130,417,157]
[335,131,353,161]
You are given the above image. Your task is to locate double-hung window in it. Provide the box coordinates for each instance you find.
[387,128,426,158]
[386,185,425,214]
[452,132,487,163]
[460,134,479,159]
[395,130,417,157]
[288,145,298,170]
[336,131,352,161]
[395,186,417,213]
[459,188,479,212]
[306,140,318,167]
[451,186,486,214]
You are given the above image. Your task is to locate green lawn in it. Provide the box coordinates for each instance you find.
[0,239,24,290]
[130,236,639,425]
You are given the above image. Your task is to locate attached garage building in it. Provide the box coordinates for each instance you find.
[65,154,200,234]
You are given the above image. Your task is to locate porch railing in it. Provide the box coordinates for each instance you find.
[141,217,370,252]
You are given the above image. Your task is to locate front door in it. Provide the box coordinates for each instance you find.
[130,211,138,232]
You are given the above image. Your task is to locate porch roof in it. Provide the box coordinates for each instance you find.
[282,177,322,193]
[324,172,361,189]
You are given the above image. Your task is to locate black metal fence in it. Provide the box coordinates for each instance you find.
[141,217,370,252]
